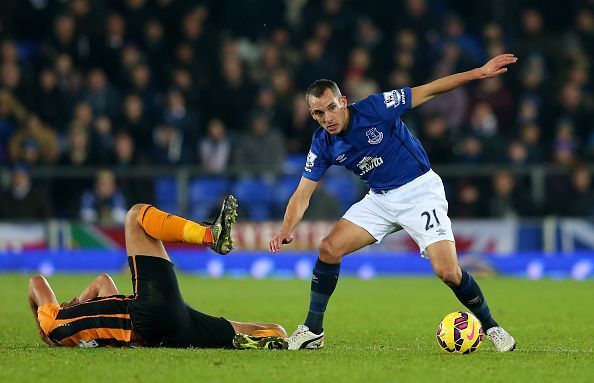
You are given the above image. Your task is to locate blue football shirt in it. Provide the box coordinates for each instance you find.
[303,87,431,191]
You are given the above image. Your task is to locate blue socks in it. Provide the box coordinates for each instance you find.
[451,269,498,330]
[304,258,341,334]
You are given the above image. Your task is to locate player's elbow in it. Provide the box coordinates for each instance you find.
[97,273,112,282]
[96,273,114,287]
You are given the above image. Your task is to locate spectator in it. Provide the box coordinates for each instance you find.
[80,169,127,224]
[564,166,594,217]
[8,114,59,165]
[487,169,534,218]
[33,68,70,129]
[295,38,340,90]
[151,124,187,165]
[552,120,578,167]
[518,122,544,163]
[60,125,93,166]
[110,130,152,205]
[43,13,90,67]
[90,116,114,164]
[506,140,529,166]
[233,114,286,180]
[0,91,27,164]
[419,66,469,131]
[0,164,52,219]
[209,55,254,131]
[118,93,151,153]
[199,118,231,175]
[0,0,592,219]
[419,115,454,164]
[451,182,484,218]
[285,93,317,155]
[81,68,120,119]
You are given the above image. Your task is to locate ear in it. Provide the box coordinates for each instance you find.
[340,95,347,107]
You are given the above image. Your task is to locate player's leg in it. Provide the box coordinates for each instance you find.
[28,275,58,346]
[395,171,515,351]
[125,203,171,262]
[130,195,237,256]
[229,321,287,338]
[124,200,236,346]
[229,321,288,350]
[427,240,497,327]
[306,218,375,333]
[426,240,515,352]
[287,217,378,350]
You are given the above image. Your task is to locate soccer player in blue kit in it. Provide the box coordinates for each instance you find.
[269,53,518,352]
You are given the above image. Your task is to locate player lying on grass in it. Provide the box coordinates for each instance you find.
[270,54,518,351]
[28,196,287,350]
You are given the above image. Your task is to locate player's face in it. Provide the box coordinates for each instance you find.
[308,89,348,135]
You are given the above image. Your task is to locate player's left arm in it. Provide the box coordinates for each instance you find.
[411,53,517,108]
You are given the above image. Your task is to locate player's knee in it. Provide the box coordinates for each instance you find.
[435,267,461,286]
[125,204,145,228]
[319,237,343,263]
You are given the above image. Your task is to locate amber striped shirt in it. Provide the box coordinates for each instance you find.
[47,295,134,348]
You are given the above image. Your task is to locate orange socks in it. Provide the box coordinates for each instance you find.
[137,205,214,245]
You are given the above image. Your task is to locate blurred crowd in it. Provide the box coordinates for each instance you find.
[0,0,593,222]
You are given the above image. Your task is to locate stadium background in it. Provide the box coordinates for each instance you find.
[0,0,593,279]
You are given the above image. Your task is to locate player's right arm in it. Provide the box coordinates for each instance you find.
[61,274,119,308]
[269,177,318,252]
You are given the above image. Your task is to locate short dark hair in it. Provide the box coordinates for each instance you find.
[305,79,341,104]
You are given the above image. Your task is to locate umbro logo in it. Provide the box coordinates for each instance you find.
[437,228,447,235]
[335,154,347,163]
[468,296,481,305]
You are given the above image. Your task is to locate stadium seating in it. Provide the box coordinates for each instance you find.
[231,178,275,221]
[323,174,362,213]
[154,177,178,214]
[189,177,230,220]
[273,174,301,215]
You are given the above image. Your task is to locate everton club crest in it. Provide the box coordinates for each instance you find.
[366,127,383,144]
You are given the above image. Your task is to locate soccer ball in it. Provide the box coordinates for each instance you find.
[436,311,483,354]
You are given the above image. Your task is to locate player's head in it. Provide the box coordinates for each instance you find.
[305,79,348,135]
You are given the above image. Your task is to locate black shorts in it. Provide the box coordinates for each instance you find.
[128,255,235,348]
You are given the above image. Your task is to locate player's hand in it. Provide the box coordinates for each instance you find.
[60,297,80,309]
[269,231,294,253]
[479,53,517,78]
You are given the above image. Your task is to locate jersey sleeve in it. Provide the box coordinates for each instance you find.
[302,139,331,182]
[367,87,412,122]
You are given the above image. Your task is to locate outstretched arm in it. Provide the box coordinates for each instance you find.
[269,177,318,252]
[411,53,517,108]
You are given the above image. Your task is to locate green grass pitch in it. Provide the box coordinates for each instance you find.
[0,274,593,382]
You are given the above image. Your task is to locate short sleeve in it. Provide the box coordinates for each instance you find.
[302,140,331,182]
[366,87,412,122]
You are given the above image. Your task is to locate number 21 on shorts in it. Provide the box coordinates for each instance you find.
[421,209,440,231]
